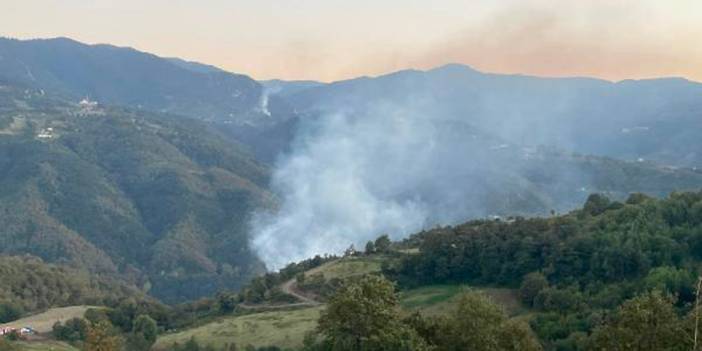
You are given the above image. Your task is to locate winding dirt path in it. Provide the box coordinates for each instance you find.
[237,279,320,310]
[238,261,337,310]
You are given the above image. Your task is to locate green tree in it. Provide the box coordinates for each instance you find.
[519,272,549,307]
[216,292,238,314]
[53,317,89,342]
[374,235,392,253]
[434,291,541,351]
[590,291,689,350]
[127,314,158,351]
[317,275,427,350]
[583,193,611,216]
[365,241,376,255]
[0,303,22,323]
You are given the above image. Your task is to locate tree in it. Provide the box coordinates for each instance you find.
[127,314,158,351]
[590,291,689,350]
[434,291,541,351]
[0,303,22,324]
[519,272,549,307]
[216,292,238,314]
[374,235,392,253]
[84,320,122,351]
[365,241,376,255]
[53,317,89,342]
[317,275,427,350]
[582,193,611,216]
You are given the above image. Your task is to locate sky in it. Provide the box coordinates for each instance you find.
[2,0,701,82]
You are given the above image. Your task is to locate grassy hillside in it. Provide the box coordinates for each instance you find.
[0,83,274,302]
[0,306,96,334]
[154,307,323,350]
[154,191,702,350]
[9,341,78,351]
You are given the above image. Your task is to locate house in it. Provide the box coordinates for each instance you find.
[37,127,53,139]
[344,244,357,257]
[0,327,16,336]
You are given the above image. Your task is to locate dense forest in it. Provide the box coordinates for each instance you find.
[0,256,146,323]
[386,191,702,348]
[0,83,273,302]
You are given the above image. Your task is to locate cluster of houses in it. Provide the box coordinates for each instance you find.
[0,326,35,336]
[36,127,54,139]
[76,97,102,116]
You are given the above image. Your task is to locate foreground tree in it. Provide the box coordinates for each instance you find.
[126,314,159,351]
[432,291,542,351]
[84,320,122,351]
[317,275,427,350]
[590,291,689,350]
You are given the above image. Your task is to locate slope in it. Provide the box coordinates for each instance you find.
[0,82,274,302]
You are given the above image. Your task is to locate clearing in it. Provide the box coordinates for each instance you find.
[400,285,526,317]
[0,306,97,334]
[305,256,384,280]
[154,306,323,350]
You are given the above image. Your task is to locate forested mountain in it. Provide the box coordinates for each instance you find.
[0,82,274,302]
[0,37,294,127]
[276,64,702,168]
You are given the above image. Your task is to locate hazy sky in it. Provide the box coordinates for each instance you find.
[2,0,701,82]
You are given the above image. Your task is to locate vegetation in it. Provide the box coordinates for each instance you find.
[314,275,427,351]
[0,256,143,320]
[154,307,323,350]
[0,83,274,302]
[387,191,702,348]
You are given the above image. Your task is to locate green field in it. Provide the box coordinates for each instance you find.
[308,256,384,280]
[154,307,323,350]
[400,285,525,317]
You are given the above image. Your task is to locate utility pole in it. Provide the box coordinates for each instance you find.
[694,277,702,351]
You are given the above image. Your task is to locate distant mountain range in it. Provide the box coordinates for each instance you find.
[1,37,702,303]
[0,37,295,127]
[273,64,702,168]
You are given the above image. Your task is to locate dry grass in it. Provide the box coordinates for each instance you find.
[154,306,323,350]
[0,306,97,334]
[12,340,79,351]
[308,256,383,280]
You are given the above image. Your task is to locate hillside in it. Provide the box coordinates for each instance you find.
[0,37,295,127]
[0,256,143,322]
[277,64,702,168]
[0,82,274,302]
[154,191,702,351]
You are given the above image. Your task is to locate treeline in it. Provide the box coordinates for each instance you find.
[385,191,702,348]
[0,255,146,323]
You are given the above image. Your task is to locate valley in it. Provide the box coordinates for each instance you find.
[0,33,701,351]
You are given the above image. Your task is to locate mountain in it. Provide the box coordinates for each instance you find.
[279,64,702,168]
[0,81,274,302]
[0,37,294,127]
[261,79,326,98]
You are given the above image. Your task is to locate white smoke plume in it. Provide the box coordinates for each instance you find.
[250,100,520,269]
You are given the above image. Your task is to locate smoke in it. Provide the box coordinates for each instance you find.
[249,96,549,269]
[257,86,280,117]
